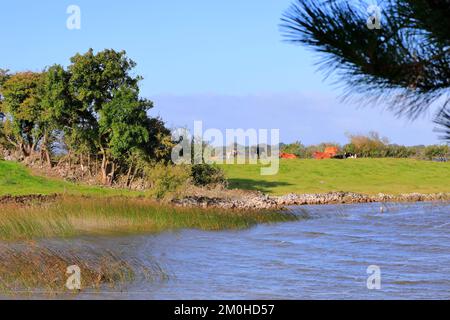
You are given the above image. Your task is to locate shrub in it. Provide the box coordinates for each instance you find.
[345,132,389,157]
[280,141,304,157]
[302,143,341,159]
[191,164,227,187]
[384,144,416,158]
[424,145,449,160]
[145,163,191,200]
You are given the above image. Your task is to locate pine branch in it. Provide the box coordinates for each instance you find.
[281,0,450,138]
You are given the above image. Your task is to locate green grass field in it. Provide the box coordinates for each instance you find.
[0,161,140,197]
[221,158,450,195]
[1,159,449,197]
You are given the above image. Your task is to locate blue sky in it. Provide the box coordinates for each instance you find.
[0,0,441,145]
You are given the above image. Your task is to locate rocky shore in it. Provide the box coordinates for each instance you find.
[172,191,450,210]
[0,194,59,205]
[1,191,448,210]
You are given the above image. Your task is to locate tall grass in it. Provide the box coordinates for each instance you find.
[0,242,166,295]
[0,196,295,241]
[0,197,292,295]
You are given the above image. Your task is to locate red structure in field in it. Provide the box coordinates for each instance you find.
[313,147,338,160]
[280,153,298,159]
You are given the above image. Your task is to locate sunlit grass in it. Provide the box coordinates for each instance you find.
[0,243,166,295]
[221,158,450,195]
[0,161,142,197]
[0,161,296,296]
[0,196,294,294]
[0,196,296,241]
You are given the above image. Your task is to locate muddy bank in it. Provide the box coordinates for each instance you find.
[0,194,59,205]
[172,191,450,210]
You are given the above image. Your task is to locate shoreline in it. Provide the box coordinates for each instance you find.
[172,191,450,210]
[1,191,449,210]
[0,196,293,242]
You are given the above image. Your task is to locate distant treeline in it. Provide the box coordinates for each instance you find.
[281,132,449,160]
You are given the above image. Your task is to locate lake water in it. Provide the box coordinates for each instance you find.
[15,202,450,299]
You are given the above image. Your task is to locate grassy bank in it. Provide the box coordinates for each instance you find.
[0,161,274,295]
[1,158,446,295]
[3,159,449,198]
[0,196,295,241]
[0,160,294,241]
[221,158,450,195]
[0,161,141,197]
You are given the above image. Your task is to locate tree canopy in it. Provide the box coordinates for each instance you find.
[0,49,172,185]
[0,72,45,157]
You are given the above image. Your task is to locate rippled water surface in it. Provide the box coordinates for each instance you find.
[33,202,450,299]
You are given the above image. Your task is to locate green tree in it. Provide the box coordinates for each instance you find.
[67,49,151,184]
[39,64,94,167]
[281,0,450,141]
[1,50,174,185]
[0,69,10,149]
[68,49,140,113]
[344,132,389,157]
[142,117,174,162]
[0,69,9,93]
[424,144,449,159]
[281,141,304,156]
[121,117,174,188]
[0,72,45,159]
[98,86,153,184]
[0,69,10,124]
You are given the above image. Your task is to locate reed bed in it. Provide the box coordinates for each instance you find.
[0,196,295,241]
[0,242,166,296]
[0,197,291,295]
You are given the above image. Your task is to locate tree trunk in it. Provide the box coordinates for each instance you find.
[129,166,139,189]
[109,162,116,186]
[125,157,134,187]
[80,153,84,179]
[42,133,52,168]
[87,153,92,176]
[20,142,30,158]
[44,149,52,167]
[101,153,109,185]
[125,165,133,188]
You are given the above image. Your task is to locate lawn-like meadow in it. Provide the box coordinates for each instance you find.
[0,161,140,197]
[221,158,450,195]
[2,159,449,197]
